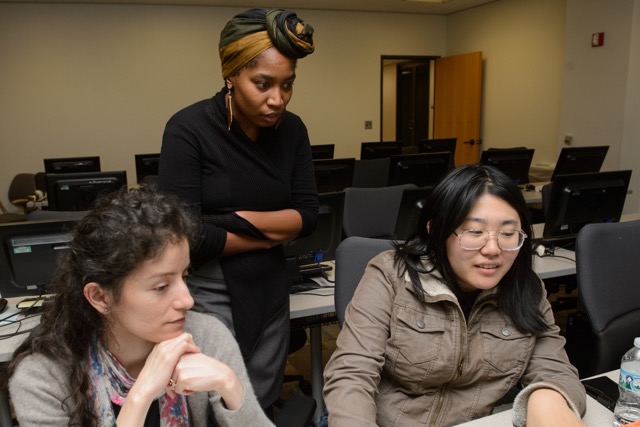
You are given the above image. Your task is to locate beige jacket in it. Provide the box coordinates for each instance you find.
[323,251,586,427]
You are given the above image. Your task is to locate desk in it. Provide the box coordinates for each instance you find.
[457,370,619,426]
[522,188,543,204]
[289,274,335,423]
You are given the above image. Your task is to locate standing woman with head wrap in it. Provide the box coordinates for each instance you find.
[157,9,319,412]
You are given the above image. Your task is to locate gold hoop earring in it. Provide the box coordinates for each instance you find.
[226,85,233,131]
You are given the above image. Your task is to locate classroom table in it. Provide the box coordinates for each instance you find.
[456,370,619,426]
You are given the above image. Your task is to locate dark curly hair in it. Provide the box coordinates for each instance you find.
[394,164,548,334]
[1,187,199,426]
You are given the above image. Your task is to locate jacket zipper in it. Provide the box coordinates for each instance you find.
[427,297,492,427]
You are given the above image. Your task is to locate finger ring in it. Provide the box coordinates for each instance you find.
[168,378,176,388]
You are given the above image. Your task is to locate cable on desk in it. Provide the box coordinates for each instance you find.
[0,312,41,340]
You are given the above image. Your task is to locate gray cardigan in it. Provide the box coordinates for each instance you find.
[9,311,273,427]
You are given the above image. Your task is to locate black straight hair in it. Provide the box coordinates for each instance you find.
[394,164,548,334]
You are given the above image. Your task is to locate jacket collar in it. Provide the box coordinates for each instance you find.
[411,258,498,301]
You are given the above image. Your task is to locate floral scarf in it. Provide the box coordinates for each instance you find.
[86,339,189,426]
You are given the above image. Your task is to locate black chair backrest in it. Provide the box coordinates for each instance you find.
[334,236,394,327]
[566,220,640,377]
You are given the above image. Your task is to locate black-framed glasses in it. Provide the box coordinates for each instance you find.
[453,229,528,251]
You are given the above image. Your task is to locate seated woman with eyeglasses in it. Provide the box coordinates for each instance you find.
[323,164,586,427]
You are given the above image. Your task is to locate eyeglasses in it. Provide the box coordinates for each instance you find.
[453,229,528,251]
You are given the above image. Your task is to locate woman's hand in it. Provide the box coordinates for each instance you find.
[171,352,245,410]
[117,333,200,424]
[526,388,587,427]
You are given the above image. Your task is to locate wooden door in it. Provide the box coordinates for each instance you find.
[433,51,483,166]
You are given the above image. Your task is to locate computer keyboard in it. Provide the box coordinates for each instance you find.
[298,262,333,277]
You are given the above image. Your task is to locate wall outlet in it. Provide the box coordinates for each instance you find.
[364,120,373,130]
[564,135,573,145]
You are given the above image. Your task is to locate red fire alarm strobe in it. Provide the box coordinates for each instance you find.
[592,32,605,47]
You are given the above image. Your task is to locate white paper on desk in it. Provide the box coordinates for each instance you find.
[309,276,333,287]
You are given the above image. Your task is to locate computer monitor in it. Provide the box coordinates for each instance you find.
[418,138,457,169]
[45,170,128,211]
[387,152,452,187]
[0,219,77,297]
[417,138,457,156]
[480,148,535,185]
[313,158,355,193]
[393,186,433,241]
[43,156,101,174]
[542,170,632,247]
[310,144,335,160]
[551,146,609,180]
[283,191,345,280]
[360,141,403,160]
[134,153,161,184]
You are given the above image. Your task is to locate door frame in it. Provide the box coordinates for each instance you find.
[380,55,438,144]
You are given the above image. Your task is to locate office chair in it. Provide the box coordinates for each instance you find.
[8,173,37,213]
[564,220,640,378]
[334,236,394,327]
[342,183,417,239]
[0,199,27,223]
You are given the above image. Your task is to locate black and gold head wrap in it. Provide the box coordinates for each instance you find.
[219,8,315,80]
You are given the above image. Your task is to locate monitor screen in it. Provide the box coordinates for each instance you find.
[313,158,355,193]
[480,148,535,185]
[542,170,632,245]
[393,186,433,241]
[310,144,335,160]
[45,170,128,211]
[283,191,345,265]
[387,152,452,187]
[551,146,609,180]
[43,156,101,174]
[134,153,160,184]
[0,219,77,298]
[360,141,403,160]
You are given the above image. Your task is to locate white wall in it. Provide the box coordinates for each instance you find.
[1,0,639,214]
[560,0,639,213]
[621,0,640,213]
[446,0,566,167]
[0,4,446,211]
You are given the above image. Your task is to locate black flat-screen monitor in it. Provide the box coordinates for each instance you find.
[313,158,355,193]
[418,138,457,169]
[134,153,161,184]
[480,148,535,185]
[310,144,335,160]
[393,187,433,241]
[43,156,101,174]
[542,170,632,247]
[551,146,609,180]
[283,191,345,283]
[45,170,127,211]
[387,152,452,187]
[0,219,77,297]
[418,138,457,155]
[360,141,403,160]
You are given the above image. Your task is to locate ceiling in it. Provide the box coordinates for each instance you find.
[5,0,498,15]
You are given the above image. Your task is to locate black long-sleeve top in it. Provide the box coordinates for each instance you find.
[158,88,319,355]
